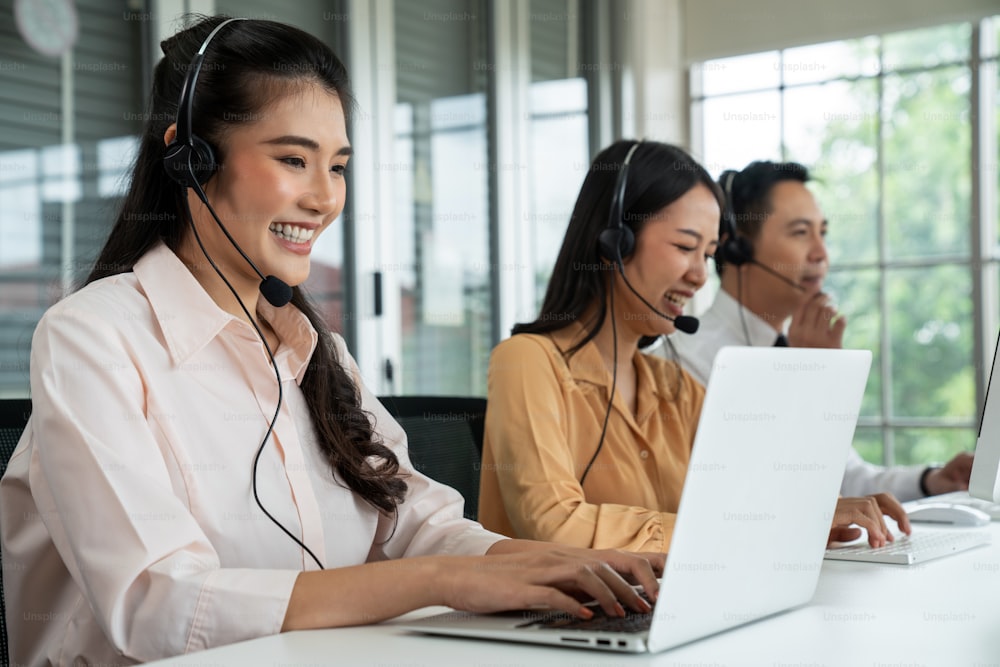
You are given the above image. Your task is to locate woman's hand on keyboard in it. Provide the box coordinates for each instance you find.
[445,543,662,620]
[828,493,912,548]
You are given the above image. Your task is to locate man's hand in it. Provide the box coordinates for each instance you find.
[788,292,846,349]
[923,452,974,496]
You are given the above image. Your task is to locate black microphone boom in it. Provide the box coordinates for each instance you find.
[615,265,700,334]
[748,258,806,292]
[190,184,293,308]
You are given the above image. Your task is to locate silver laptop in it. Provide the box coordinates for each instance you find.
[401,347,872,653]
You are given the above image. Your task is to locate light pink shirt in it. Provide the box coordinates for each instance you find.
[1,244,503,666]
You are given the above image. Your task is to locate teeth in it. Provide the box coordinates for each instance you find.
[269,223,315,243]
[666,293,687,307]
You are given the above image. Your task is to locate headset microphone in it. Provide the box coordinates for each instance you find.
[580,141,698,488]
[597,142,700,336]
[614,264,700,333]
[716,171,805,293]
[164,16,292,309]
[744,257,806,292]
[166,17,321,570]
[187,187,294,308]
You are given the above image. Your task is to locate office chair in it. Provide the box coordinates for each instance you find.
[0,398,31,667]
[377,396,486,521]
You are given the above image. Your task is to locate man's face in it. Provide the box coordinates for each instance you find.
[748,180,829,313]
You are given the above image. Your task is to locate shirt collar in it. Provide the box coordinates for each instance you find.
[547,321,665,421]
[547,321,660,387]
[133,244,318,383]
[710,289,785,347]
[548,321,607,386]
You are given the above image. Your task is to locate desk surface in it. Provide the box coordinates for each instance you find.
[149,523,1000,666]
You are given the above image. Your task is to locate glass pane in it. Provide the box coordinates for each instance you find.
[781,37,879,85]
[529,0,578,82]
[528,80,588,309]
[698,51,781,96]
[882,23,971,72]
[700,91,781,176]
[893,428,976,466]
[784,79,878,265]
[0,5,142,396]
[528,1,588,312]
[883,68,971,260]
[996,15,1000,58]
[824,269,881,418]
[852,426,884,466]
[887,265,974,419]
[394,0,491,395]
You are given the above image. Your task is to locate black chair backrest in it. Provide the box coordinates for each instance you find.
[378,396,485,521]
[0,398,30,667]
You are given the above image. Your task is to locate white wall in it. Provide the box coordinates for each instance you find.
[682,0,999,64]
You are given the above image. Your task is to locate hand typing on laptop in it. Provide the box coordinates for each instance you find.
[829,493,913,548]
[439,543,661,620]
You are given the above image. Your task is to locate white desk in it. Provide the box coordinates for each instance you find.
[149,523,1000,666]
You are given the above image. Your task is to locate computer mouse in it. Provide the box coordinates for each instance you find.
[906,503,991,527]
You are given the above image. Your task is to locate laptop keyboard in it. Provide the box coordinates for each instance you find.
[824,530,991,565]
[518,591,654,634]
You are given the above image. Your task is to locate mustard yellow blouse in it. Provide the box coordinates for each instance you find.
[478,323,705,553]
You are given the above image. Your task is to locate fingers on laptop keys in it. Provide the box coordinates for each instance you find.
[877,493,912,535]
[832,494,906,548]
[554,549,655,618]
[582,548,660,604]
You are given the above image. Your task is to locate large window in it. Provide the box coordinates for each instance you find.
[391,0,591,395]
[392,0,492,396]
[0,2,350,399]
[527,0,590,310]
[0,0,143,398]
[691,18,999,467]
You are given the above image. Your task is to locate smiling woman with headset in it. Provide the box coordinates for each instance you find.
[0,16,662,666]
[477,140,912,553]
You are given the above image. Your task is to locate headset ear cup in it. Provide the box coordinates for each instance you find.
[718,234,753,267]
[598,228,621,263]
[598,226,635,264]
[617,225,635,259]
[163,135,217,189]
[187,135,218,185]
[163,140,194,188]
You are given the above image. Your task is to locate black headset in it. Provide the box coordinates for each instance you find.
[161,17,323,570]
[715,170,754,268]
[163,17,246,189]
[597,142,642,266]
[162,16,292,309]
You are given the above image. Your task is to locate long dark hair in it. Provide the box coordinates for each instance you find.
[514,140,723,354]
[85,15,406,514]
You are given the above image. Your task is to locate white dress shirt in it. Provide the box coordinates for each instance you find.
[0,243,504,666]
[652,289,927,501]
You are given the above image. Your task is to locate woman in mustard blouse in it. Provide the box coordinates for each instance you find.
[478,140,909,553]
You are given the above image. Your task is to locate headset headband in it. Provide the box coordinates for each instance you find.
[175,17,248,146]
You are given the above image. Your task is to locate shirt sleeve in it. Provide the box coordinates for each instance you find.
[839,447,926,501]
[331,335,506,560]
[26,303,299,661]
[483,336,676,552]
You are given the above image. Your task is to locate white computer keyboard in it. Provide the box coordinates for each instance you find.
[824,530,992,565]
[912,491,1000,520]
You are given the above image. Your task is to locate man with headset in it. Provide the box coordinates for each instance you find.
[651,160,973,502]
